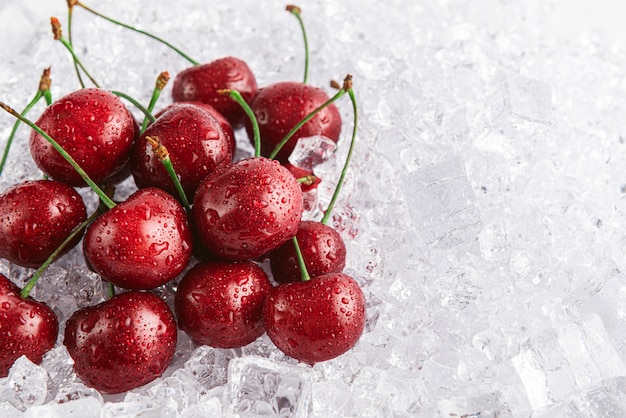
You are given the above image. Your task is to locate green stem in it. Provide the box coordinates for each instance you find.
[58,37,100,88]
[67,5,86,88]
[321,76,357,225]
[20,209,100,298]
[0,91,43,176]
[146,136,191,212]
[107,282,115,299]
[220,89,261,157]
[269,88,346,160]
[111,91,156,124]
[291,236,311,282]
[0,101,116,209]
[286,5,309,84]
[76,1,199,66]
[141,71,170,133]
[43,90,53,105]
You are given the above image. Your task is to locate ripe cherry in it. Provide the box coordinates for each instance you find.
[83,187,193,290]
[192,157,303,261]
[175,260,272,348]
[0,274,59,377]
[29,88,137,187]
[172,57,258,127]
[131,102,233,200]
[64,290,177,394]
[263,272,366,365]
[0,179,87,268]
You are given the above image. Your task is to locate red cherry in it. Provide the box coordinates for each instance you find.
[263,272,366,365]
[0,179,87,268]
[175,260,272,348]
[0,274,58,377]
[64,290,177,394]
[83,188,193,290]
[172,57,258,127]
[192,157,304,261]
[29,88,137,187]
[269,220,346,284]
[245,81,342,163]
[131,103,233,200]
[283,163,321,193]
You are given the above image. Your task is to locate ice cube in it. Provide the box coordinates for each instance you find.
[7,356,48,411]
[22,397,102,418]
[288,135,337,171]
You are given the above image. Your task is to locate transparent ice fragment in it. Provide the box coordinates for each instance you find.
[7,356,48,411]
[437,391,513,418]
[400,156,482,249]
[288,135,337,171]
[23,397,102,418]
[183,345,234,392]
[180,396,223,418]
[100,400,177,418]
[0,401,22,418]
[225,356,313,418]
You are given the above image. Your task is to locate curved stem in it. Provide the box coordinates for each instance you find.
[111,90,156,124]
[20,209,100,298]
[291,236,310,282]
[141,71,170,133]
[146,136,190,212]
[0,101,116,209]
[269,88,346,160]
[219,89,261,157]
[67,5,86,88]
[0,91,43,176]
[286,5,309,84]
[321,75,357,225]
[76,1,199,66]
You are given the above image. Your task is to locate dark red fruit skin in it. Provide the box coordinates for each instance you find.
[0,274,59,377]
[0,179,87,268]
[83,188,193,290]
[172,56,258,127]
[29,88,137,187]
[263,272,366,365]
[154,101,236,153]
[283,163,321,193]
[270,221,346,284]
[64,291,177,394]
[175,260,272,348]
[192,157,304,261]
[131,103,233,200]
[245,81,342,163]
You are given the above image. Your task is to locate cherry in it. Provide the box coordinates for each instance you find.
[0,274,58,377]
[29,88,137,187]
[131,102,233,200]
[284,162,321,193]
[192,157,304,261]
[0,179,87,268]
[269,220,346,284]
[83,187,193,290]
[172,57,258,127]
[175,260,272,348]
[263,272,366,365]
[245,81,342,163]
[64,290,177,394]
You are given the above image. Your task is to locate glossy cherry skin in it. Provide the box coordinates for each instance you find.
[64,291,177,394]
[131,103,233,200]
[0,179,87,268]
[245,81,342,163]
[192,157,304,261]
[172,56,258,127]
[0,274,59,377]
[270,221,346,284]
[284,163,321,193]
[263,272,366,365]
[29,88,137,187]
[175,260,272,348]
[83,188,193,290]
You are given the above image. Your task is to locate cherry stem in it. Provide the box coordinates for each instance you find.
[146,136,191,212]
[0,68,52,176]
[286,5,309,84]
[321,75,357,225]
[141,71,170,133]
[107,282,115,299]
[291,236,311,282]
[297,174,318,185]
[219,89,261,157]
[0,100,116,209]
[75,1,200,66]
[111,91,156,124]
[20,209,100,299]
[66,4,86,88]
[269,87,346,160]
[51,17,100,88]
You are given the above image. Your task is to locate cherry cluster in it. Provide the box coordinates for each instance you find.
[0,3,365,395]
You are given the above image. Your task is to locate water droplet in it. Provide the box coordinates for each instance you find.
[149,241,169,255]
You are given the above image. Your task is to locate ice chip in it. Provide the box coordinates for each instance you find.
[7,356,48,411]
[287,135,337,171]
